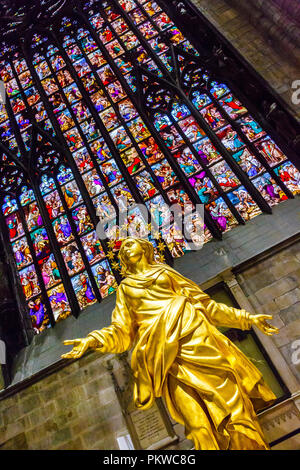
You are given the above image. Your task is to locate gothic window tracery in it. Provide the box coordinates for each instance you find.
[0,0,299,336]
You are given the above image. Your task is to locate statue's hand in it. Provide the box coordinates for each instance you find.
[61,337,97,360]
[250,314,279,336]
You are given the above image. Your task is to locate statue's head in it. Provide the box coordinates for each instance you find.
[119,237,156,275]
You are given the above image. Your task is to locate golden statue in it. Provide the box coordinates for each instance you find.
[62,237,279,450]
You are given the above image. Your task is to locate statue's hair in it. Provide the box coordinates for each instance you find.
[118,237,157,275]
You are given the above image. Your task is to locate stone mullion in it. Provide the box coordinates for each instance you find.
[168,37,297,197]
[72,7,175,207]
[20,42,80,158]
[0,200,34,344]
[24,39,104,230]
[104,0,178,85]
[67,26,170,213]
[131,63,252,225]
[0,141,28,175]
[203,85,291,207]
[2,60,28,158]
[169,41,182,89]
[131,0,216,85]
[9,56,42,127]
[48,30,147,215]
[161,0,300,171]
[136,67,245,226]
[147,66,270,220]
[31,174,81,319]
[24,30,162,274]
[40,40,121,222]
[28,40,122,285]
[29,57,108,288]
[207,73,300,176]
[11,193,57,328]
[71,10,179,262]
[51,172,103,305]
[204,59,300,174]
[203,85,294,200]
[76,7,222,241]
[146,97,245,227]
[49,30,169,268]
[23,36,119,293]
[70,31,178,266]
[62,32,134,216]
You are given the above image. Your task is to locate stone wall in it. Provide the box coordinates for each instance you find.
[190,0,300,120]
[0,351,193,450]
[0,353,130,450]
[235,241,300,450]
[236,240,300,384]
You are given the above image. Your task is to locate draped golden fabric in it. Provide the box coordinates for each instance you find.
[88,264,275,450]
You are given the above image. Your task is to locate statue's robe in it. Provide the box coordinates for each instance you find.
[88,264,275,449]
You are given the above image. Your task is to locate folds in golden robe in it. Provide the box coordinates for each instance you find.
[88,264,275,449]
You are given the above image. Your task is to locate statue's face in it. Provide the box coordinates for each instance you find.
[121,239,144,264]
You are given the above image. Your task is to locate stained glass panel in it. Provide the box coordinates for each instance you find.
[0,0,298,334]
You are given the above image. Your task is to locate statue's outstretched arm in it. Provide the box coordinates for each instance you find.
[62,284,136,360]
[200,296,278,335]
[170,269,278,336]
[61,337,98,360]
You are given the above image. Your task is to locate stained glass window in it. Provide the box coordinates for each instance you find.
[0,0,299,335]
